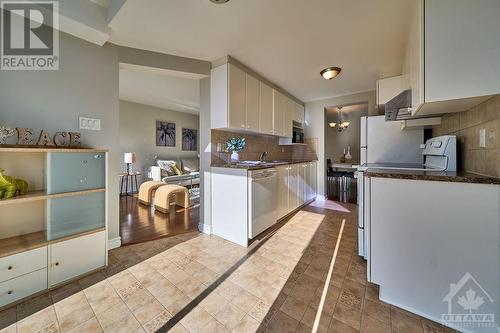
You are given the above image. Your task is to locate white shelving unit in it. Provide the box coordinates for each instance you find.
[0,147,108,308]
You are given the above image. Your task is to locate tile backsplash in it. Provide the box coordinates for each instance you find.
[211,130,318,164]
[433,95,499,177]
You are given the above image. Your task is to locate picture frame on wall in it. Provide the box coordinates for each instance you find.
[182,128,197,151]
[156,121,176,147]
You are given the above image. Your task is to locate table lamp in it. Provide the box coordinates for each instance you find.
[124,152,136,174]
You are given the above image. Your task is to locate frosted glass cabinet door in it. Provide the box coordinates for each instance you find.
[47,192,105,240]
[47,152,105,194]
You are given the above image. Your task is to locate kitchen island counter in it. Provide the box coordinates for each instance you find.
[364,168,499,185]
[211,159,317,170]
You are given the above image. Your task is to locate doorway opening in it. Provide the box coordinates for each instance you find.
[118,65,206,245]
[324,102,368,203]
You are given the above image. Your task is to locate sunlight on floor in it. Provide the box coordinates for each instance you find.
[309,200,351,213]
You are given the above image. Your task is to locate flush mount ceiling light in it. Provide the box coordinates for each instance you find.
[320,67,341,80]
[210,0,230,3]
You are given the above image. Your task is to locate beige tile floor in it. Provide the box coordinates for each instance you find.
[0,202,456,333]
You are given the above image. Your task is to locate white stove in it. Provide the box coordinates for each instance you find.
[357,135,457,258]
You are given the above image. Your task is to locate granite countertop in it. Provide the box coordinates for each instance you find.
[211,159,317,170]
[364,168,500,185]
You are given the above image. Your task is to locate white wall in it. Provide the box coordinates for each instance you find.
[0,32,120,240]
[305,90,377,198]
[119,100,199,180]
[199,78,211,233]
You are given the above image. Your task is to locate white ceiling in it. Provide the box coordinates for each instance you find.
[108,0,414,102]
[119,65,202,114]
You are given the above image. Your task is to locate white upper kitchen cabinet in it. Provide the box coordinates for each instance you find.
[245,73,260,131]
[283,96,294,138]
[228,64,247,129]
[293,102,305,124]
[211,59,304,136]
[273,90,285,137]
[404,0,500,116]
[259,81,274,135]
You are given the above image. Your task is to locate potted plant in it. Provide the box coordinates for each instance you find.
[226,137,246,162]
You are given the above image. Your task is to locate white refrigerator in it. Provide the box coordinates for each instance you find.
[357,115,424,258]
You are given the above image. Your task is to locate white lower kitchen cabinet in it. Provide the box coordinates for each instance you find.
[212,162,317,247]
[49,230,106,287]
[368,177,499,332]
[288,165,300,211]
[277,166,290,219]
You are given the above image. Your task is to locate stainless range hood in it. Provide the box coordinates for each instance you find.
[385,89,413,121]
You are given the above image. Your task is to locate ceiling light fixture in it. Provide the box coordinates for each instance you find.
[320,67,341,80]
[210,0,230,3]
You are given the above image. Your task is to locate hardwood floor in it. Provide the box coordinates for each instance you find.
[119,195,200,245]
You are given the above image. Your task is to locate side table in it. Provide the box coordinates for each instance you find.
[120,172,141,196]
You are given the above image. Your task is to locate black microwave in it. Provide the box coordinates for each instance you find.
[292,126,304,144]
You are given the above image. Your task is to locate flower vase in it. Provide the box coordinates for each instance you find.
[345,146,352,161]
[231,151,240,163]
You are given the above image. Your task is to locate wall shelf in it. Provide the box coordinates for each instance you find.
[0,188,106,206]
[0,227,106,259]
[0,231,47,259]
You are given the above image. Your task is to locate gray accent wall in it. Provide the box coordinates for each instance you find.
[0,31,120,240]
[305,90,377,198]
[119,100,200,180]
[325,105,368,164]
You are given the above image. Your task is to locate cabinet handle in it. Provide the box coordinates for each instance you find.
[247,125,250,129]
[7,265,12,270]
[241,124,245,128]
[7,290,13,295]
[55,262,59,266]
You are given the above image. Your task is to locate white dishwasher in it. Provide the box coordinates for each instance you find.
[248,168,277,238]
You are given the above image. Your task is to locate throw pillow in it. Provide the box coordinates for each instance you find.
[171,164,183,176]
[157,160,177,176]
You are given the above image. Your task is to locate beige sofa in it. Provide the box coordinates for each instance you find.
[148,158,200,187]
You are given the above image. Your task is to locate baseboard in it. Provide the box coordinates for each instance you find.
[198,223,212,234]
[108,237,122,250]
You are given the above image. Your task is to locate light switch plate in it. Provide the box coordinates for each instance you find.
[479,128,486,148]
[79,117,101,131]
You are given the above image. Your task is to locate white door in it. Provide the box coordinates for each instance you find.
[245,73,260,131]
[228,64,246,130]
[49,231,106,286]
[298,164,306,205]
[283,97,294,138]
[259,82,274,135]
[273,90,285,136]
[276,166,289,219]
[288,165,299,211]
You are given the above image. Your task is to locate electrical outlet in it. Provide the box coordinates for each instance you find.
[79,117,101,131]
[479,128,486,148]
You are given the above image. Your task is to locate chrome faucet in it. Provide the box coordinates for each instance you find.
[259,151,268,162]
